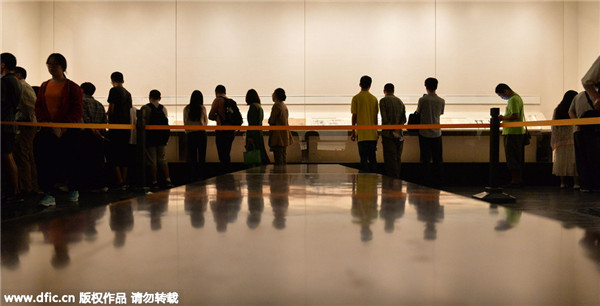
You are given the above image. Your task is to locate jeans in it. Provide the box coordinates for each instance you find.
[358,140,377,173]
[215,130,235,164]
[418,135,443,187]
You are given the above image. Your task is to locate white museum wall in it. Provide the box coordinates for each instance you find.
[2,0,599,125]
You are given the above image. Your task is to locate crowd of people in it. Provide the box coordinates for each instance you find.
[2,51,599,206]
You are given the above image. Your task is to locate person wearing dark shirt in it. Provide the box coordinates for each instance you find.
[1,52,22,202]
[107,72,132,189]
[81,82,108,191]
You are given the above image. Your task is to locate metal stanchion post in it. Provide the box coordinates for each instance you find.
[135,109,148,192]
[473,108,516,203]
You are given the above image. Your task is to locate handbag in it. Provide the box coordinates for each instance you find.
[523,127,531,146]
[244,143,262,165]
[407,111,420,135]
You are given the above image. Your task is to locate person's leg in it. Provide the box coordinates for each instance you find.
[357,141,369,172]
[34,130,60,204]
[157,145,172,186]
[146,146,158,186]
[396,140,404,179]
[419,135,432,185]
[13,128,32,193]
[187,132,199,179]
[367,141,377,173]
[62,129,82,193]
[2,133,19,196]
[382,137,397,178]
[431,136,443,187]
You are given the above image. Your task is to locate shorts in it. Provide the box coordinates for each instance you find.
[504,134,525,170]
[2,132,16,154]
[145,145,167,167]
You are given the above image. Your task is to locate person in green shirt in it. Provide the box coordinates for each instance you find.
[495,83,525,187]
[351,76,379,172]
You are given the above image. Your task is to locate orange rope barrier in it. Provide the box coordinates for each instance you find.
[2,117,599,131]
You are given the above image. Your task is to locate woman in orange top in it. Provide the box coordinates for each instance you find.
[34,53,83,207]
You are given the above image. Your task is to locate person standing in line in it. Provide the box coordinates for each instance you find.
[184,90,208,180]
[495,83,525,188]
[379,83,406,179]
[1,53,22,202]
[106,71,132,189]
[141,89,173,189]
[268,88,293,165]
[80,82,108,192]
[34,53,83,206]
[245,89,270,164]
[14,66,40,196]
[551,90,579,189]
[350,75,379,173]
[569,86,600,192]
[417,77,445,187]
[208,85,236,165]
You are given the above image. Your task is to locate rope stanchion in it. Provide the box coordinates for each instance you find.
[473,108,516,204]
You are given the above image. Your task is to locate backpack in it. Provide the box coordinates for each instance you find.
[580,92,600,134]
[146,103,170,146]
[221,98,243,126]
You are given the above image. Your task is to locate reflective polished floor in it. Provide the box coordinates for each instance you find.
[2,165,599,305]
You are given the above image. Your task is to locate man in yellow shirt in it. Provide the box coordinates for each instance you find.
[351,75,379,172]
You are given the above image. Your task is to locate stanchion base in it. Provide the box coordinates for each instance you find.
[472,187,516,204]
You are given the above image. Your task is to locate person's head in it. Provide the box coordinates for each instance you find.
[384,83,394,95]
[555,90,578,120]
[425,77,438,92]
[246,89,260,105]
[190,90,203,106]
[80,82,96,96]
[360,75,372,90]
[215,85,226,96]
[14,66,26,80]
[149,89,161,102]
[495,83,513,100]
[111,72,124,85]
[46,53,67,78]
[272,88,286,102]
[1,53,17,75]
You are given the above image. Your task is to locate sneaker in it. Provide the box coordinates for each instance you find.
[573,185,580,189]
[164,180,174,188]
[560,184,566,189]
[581,188,591,193]
[68,190,79,202]
[39,194,56,207]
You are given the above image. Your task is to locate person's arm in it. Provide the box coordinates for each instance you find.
[582,56,600,109]
[350,113,357,141]
[268,103,281,126]
[208,98,220,122]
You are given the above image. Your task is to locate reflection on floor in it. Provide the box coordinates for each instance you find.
[2,165,599,305]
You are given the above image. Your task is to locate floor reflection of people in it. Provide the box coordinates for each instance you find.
[407,184,444,240]
[185,182,208,229]
[351,174,379,242]
[380,176,405,233]
[246,167,266,229]
[40,208,105,269]
[110,199,134,248]
[210,174,242,233]
[270,166,289,230]
[580,229,600,268]
[494,208,522,231]
[138,190,169,231]
[1,224,35,269]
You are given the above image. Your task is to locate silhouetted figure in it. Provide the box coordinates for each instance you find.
[208,85,236,166]
[109,200,135,248]
[80,82,109,191]
[185,183,208,229]
[106,71,132,189]
[379,83,406,179]
[269,166,289,230]
[351,173,378,242]
[1,53,22,202]
[380,176,406,233]
[495,83,526,187]
[245,89,270,165]
[268,88,293,165]
[210,174,242,232]
[494,208,521,231]
[246,167,266,229]
[551,90,579,188]
[408,184,444,240]
[417,77,445,188]
[1,224,34,269]
[350,75,379,173]
[184,90,208,180]
[34,53,83,206]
